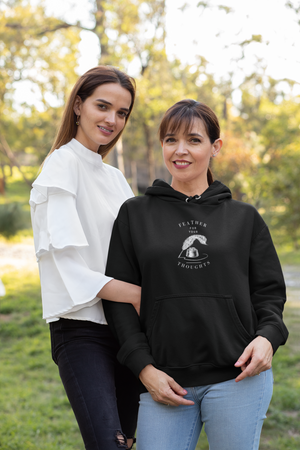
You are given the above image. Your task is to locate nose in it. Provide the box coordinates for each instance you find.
[105,110,117,125]
[175,141,188,155]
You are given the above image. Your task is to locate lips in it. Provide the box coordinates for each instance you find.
[172,160,191,169]
[97,125,113,135]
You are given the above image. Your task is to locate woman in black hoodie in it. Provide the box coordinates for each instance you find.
[103,99,288,450]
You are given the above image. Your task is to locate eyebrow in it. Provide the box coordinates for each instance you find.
[95,98,130,112]
[165,132,203,138]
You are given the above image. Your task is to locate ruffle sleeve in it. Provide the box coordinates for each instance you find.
[39,247,112,321]
[30,147,79,203]
[29,147,113,321]
[30,149,88,260]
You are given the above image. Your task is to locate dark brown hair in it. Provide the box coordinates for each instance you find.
[159,99,220,185]
[48,66,136,159]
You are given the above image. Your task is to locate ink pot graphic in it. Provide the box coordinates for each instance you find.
[178,235,208,263]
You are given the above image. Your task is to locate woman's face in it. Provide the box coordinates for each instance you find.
[74,83,132,152]
[162,117,222,191]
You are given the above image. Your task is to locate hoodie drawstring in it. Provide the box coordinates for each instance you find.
[185,195,201,203]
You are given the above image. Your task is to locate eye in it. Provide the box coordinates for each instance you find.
[165,137,175,143]
[190,138,201,143]
[97,104,107,110]
[118,111,128,118]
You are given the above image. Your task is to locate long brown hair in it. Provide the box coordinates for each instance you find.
[48,66,136,159]
[159,99,220,185]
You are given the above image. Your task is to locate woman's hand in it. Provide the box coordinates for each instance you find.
[234,336,273,382]
[139,365,194,406]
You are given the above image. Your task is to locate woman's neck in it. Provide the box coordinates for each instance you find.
[171,179,209,197]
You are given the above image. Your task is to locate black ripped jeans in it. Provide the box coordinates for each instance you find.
[50,318,139,450]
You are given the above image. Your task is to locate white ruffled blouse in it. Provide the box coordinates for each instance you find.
[29,138,134,323]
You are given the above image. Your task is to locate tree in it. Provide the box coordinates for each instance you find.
[0,0,80,189]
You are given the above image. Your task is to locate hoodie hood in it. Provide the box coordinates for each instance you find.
[145,179,232,205]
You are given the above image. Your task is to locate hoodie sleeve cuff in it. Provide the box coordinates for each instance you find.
[255,324,288,354]
[117,332,155,378]
[121,349,156,379]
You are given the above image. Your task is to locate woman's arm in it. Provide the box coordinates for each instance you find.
[103,208,156,377]
[248,225,288,352]
[234,223,288,382]
[98,280,141,315]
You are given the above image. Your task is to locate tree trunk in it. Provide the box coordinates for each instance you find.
[143,122,155,185]
[130,160,138,195]
[115,138,125,175]
[0,135,32,186]
[0,162,6,195]
[94,0,110,64]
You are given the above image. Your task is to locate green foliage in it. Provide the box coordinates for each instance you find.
[0,0,80,168]
[0,203,25,238]
[0,0,80,107]
[239,98,300,249]
[0,165,37,240]
[0,0,300,250]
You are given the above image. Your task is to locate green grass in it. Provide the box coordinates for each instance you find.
[0,269,83,450]
[0,269,299,449]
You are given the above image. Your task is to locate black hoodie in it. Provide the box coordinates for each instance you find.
[103,180,288,389]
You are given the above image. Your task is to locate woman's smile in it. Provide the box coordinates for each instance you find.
[172,160,192,169]
[97,125,114,136]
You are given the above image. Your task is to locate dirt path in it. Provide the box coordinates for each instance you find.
[0,241,299,303]
[0,240,37,274]
[284,265,300,306]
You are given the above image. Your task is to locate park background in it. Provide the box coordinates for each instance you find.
[0,0,299,448]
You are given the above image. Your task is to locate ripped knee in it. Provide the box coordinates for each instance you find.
[115,430,129,449]
[115,430,136,449]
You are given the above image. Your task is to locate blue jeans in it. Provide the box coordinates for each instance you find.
[136,369,273,450]
[50,319,139,450]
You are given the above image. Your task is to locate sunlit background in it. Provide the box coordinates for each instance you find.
[0,2,300,449]
[0,0,300,247]
[14,0,300,107]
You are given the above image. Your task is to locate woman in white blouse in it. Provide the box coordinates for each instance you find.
[30,66,140,450]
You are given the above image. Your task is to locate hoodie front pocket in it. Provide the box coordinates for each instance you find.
[147,294,253,369]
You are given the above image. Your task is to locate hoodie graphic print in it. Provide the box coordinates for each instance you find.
[103,180,288,389]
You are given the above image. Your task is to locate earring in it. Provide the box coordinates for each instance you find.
[212,153,216,158]
[76,115,80,126]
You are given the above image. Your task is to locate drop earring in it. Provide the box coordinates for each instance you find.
[76,115,80,126]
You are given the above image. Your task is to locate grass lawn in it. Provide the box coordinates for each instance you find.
[0,268,299,450]
[0,269,82,450]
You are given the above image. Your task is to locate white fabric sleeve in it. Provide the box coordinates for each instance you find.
[38,247,112,320]
[52,247,112,302]
[31,191,89,260]
[31,191,113,320]
[30,149,85,260]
